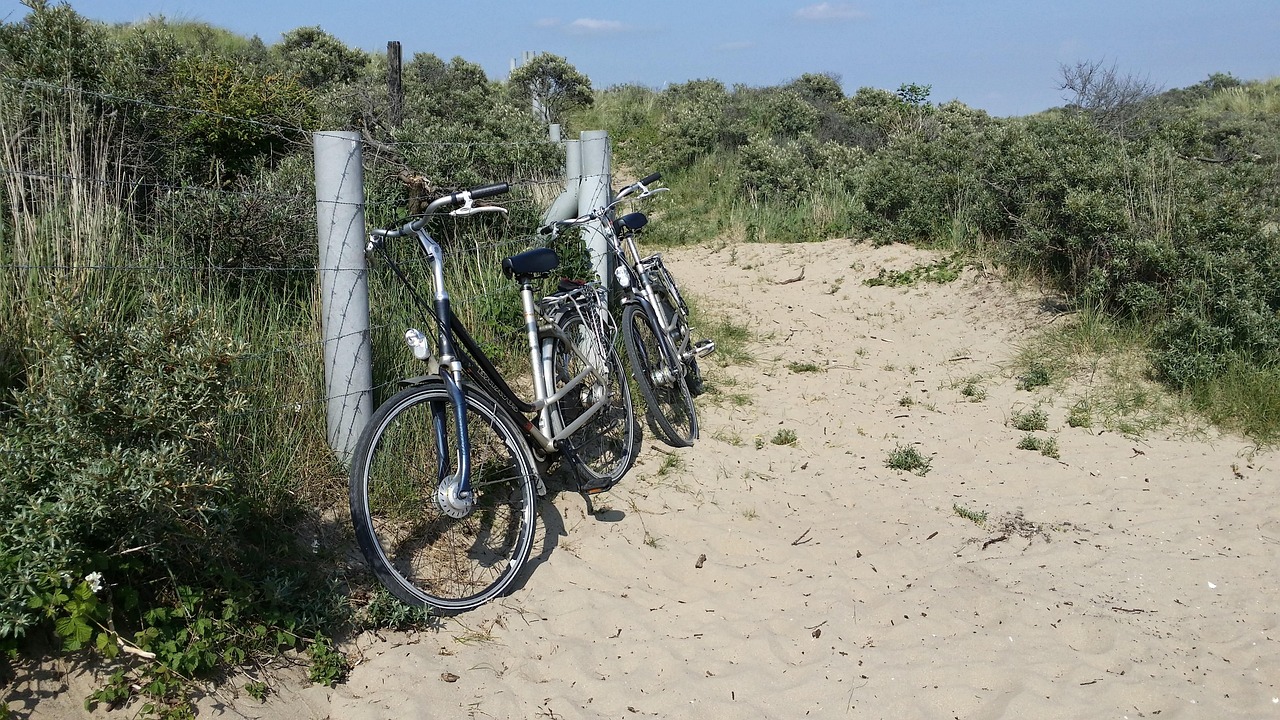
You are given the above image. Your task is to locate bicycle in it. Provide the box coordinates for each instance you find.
[541,172,714,448]
[349,183,640,613]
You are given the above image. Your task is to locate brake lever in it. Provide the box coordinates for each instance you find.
[635,187,670,201]
[451,204,508,217]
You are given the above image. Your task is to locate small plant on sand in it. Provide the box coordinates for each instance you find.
[1016,434,1060,459]
[898,394,915,407]
[886,444,932,475]
[657,453,685,476]
[1017,361,1052,390]
[771,428,798,446]
[1011,406,1049,431]
[958,376,987,402]
[1067,400,1093,428]
[864,254,964,287]
[953,504,987,526]
[787,361,823,373]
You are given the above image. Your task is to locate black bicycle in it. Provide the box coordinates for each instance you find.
[349,183,639,613]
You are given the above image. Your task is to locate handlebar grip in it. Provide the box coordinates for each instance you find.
[639,172,661,185]
[467,182,511,200]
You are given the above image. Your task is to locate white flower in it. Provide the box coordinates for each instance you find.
[84,571,103,594]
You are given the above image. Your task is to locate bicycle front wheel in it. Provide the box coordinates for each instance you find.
[622,302,698,447]
[349,380,539,613]
[552,309,639,490]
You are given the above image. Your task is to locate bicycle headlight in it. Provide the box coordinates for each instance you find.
[613,266,632,288]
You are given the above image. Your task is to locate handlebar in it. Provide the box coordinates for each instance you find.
[538,171,668,241]
[371,182,512,239]
[614,172,665,201]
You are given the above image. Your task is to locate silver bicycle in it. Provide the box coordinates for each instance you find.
[542,172,714,447]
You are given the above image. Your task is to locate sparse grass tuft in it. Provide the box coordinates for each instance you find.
[771,428,798,446]
[1016,434,1060,459]
[885,444,932,475]
[787,361,823,373]
[1067,400,1093,428]
[953,504,987,525]
[1010,406,1049,431]
[1016,361,1052,390]
[657,453,685,476]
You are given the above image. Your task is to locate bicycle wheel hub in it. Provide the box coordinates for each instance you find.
[436,475,475,519]
[651,365,677,387]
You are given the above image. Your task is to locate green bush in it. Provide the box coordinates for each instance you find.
[0,293,245,641]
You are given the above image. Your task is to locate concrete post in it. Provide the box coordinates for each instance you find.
[313,131,372,465]
[578,130,612,286]
[540,138,581,225]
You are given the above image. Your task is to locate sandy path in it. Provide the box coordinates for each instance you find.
[13,238,1278,719]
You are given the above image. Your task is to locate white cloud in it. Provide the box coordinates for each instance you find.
[566,18,627,35]
[795,3,867,21]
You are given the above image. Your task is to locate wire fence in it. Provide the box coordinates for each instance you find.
[0,75,608,438]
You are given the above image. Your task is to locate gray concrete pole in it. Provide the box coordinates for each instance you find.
[313,131,372,465]
[540,138,582,225]
[578,130,612,286]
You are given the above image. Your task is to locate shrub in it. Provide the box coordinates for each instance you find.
[0,292,245,641]
[274,26,370,90]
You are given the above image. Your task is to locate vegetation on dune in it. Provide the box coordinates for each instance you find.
[1,0,1277,715]
[578,66,1280,441]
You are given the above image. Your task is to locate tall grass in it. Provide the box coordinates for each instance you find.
[0,81,137,394]
[1204,79,1280,115]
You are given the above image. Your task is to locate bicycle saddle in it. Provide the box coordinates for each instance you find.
[613,212,648,234]
[502,246,560,279]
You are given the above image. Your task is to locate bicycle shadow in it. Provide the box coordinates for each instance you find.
[504,471,626,596]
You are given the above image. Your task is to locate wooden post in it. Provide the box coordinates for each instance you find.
[388,41,403,128]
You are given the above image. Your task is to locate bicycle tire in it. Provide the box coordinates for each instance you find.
[621,302,698,447]
[349,380,538,613]
[551,305,639,490]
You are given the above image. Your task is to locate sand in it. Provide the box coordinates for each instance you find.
[9,238,1278,719]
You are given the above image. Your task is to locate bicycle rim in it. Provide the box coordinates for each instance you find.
[553,306,639,487]
[622,302,697,446]
[349,381,538,613]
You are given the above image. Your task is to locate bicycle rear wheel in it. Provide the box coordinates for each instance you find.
[552,305,639,491]
[349,380,538,613]
[645,258,706,397]
[622,302,698,447]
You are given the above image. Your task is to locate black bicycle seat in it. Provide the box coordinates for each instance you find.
[502,247,560,279]
[613,212,648,234]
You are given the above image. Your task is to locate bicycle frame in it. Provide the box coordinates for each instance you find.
[386,225,617,500]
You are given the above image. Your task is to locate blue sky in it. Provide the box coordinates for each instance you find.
[3,1,1277,116]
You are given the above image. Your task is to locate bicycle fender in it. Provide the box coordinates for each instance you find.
[396,373,441,388]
